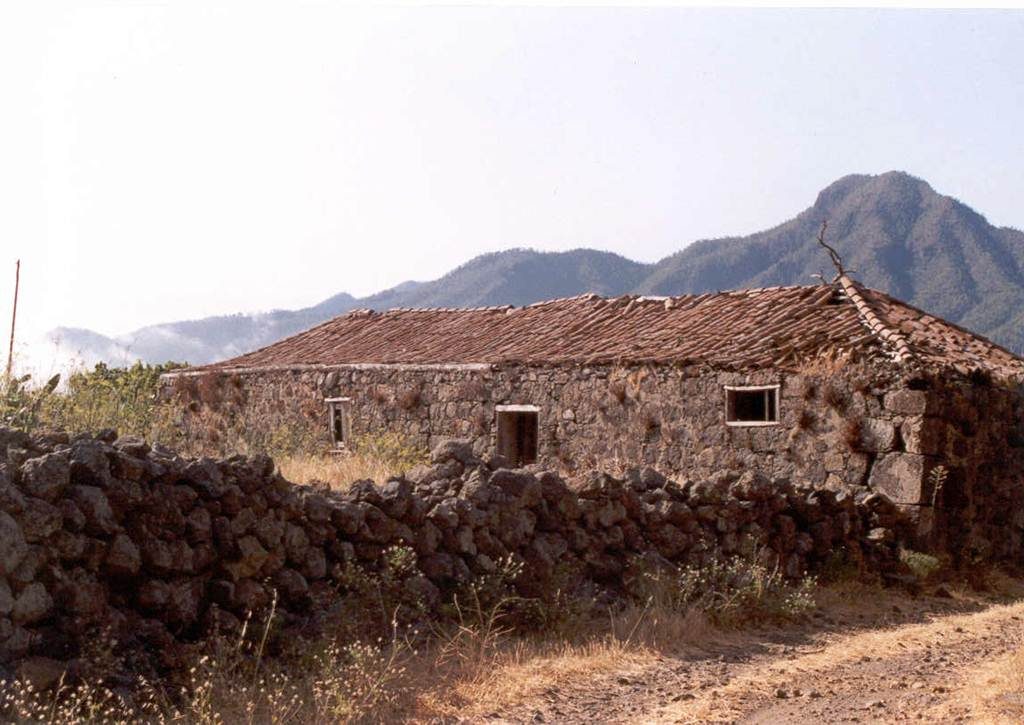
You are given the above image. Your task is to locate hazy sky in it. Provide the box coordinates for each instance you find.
[2,4,1023,346]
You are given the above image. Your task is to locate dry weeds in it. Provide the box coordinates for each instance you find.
[0,598,712,724]
[276,432,429,489]
[6,575,1024,724]
[277,452,402,491]
[415,605,712,720]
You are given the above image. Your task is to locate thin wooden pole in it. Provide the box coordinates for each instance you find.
[6,259,19,381]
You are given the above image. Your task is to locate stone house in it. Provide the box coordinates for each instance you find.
[163,276,1024,556]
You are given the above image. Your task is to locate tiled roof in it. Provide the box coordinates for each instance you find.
[192,278,1024,380]
[849,280,1024,379]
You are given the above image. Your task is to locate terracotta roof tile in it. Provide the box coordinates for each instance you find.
[853,281,1024,379]
[193,281,1024,380]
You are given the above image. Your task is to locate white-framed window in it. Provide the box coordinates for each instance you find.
[325,397,352,447]
[495,404,539,466]
[724,385,780,427]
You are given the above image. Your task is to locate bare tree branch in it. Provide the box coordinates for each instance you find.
[815,221,847,281]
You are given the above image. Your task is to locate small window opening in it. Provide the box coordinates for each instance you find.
[496,405,539,466]
[325,397,351,447]
[725,386,780,426]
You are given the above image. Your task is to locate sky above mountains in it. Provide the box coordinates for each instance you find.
[2,5,1023,352]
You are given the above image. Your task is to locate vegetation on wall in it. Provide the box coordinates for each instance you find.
[50,362,186,438]
[2,363,185,438]
[0,363,427,487]
[0,372,61,431]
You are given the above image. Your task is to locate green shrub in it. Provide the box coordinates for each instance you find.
[2,362,185,440]
[899,548,943,581]
[54,362,185,438]
[636,553,818,626]
[0,373,60,431]
[817,547,865,584]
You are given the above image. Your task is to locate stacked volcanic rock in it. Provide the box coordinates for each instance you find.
[0,429,910,683]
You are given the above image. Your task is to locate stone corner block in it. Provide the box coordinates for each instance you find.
[884,389,931,417]
[868,452,930,505]
[900,416,946,456]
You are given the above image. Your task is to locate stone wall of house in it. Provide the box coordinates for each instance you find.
[0,429,919,686]
[168,361,903,482]
[165,362,1024,560]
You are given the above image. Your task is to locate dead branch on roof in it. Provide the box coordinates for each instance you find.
[816,220,848,282]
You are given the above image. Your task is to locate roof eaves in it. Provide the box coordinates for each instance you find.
[162,361,495,378]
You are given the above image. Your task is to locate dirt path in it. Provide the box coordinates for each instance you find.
[486,586,1024,724]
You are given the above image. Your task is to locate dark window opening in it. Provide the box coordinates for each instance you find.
[496,408,539,466]
[726,386,779,425]
[326,398,351,447]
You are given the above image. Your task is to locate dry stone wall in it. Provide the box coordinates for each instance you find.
[0,427,922,684]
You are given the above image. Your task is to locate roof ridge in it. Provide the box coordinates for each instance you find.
[386,305,514,314]
[346,284,833,316]
[837,275,916,365]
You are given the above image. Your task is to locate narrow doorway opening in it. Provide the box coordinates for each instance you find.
[496,405,539,466]
[325,397,352,448]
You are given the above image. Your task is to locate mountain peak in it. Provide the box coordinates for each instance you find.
[812,170,936,213]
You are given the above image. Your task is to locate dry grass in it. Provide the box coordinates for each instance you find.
[412,602,711,720]
[842,417,864,450]
[277,452,403,490]
[277,432,429,489]
[790,348,859,378]
[823,383,849,411]
[396,386,422,411]
[609,379,628,405]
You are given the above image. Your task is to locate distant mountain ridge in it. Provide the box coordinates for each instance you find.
[50,171,1024,365]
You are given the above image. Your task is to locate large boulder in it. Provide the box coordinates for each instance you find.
[184,459,228,499]
[20,453,70,502]
[489,469,542,508]
[11,583,52,626]
[430,439,478,467]
[0,468,27,514]
[105,534,141,577]
[71,486,118,536]
[20,498,62,543]
[0,578,13,615]
[68,440,113,488]
[17,656,67,692]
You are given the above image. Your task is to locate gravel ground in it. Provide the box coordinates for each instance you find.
[483,584,1024,724]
